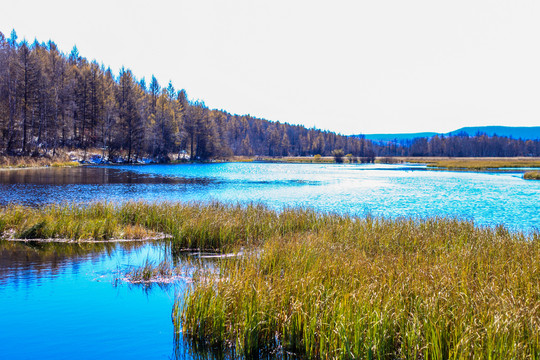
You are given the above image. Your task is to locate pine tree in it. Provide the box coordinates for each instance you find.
[18,41,39,154]
[117,68,143,162]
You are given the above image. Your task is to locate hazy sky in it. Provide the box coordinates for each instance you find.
[1,0,539,134]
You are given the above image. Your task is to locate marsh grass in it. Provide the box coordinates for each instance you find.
[406,157,540,170]
[524,171,540,180]
[125,259,177,283]
[3,202,540,358]
[255,156,337,163]
[0,202,329,247]
[1,203,148,241]
[50,161,80,167]
[177,215,540,359]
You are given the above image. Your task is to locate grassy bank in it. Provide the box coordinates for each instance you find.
[0,155,80,169]
[524,171,540,180]
[228,155,376,164]
[226,156,540,169]
[404,157,540,170]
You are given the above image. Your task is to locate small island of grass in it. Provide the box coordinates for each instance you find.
[524,171,540,180]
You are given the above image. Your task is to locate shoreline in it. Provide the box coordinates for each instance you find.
[2,156,540,172]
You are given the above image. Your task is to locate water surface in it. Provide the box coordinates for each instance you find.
[0,163,537,231]
[0,240,189,359]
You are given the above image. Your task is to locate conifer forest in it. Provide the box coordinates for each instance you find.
[0,30,538,162]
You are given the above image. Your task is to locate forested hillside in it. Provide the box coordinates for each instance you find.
[0,31,374,161]
[1,30,539,162]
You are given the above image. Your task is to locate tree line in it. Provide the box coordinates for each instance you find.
[371,133,540,157]
[1,30,538,162]
[0,30,375,162]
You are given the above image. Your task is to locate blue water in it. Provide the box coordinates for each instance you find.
[0,163,538,231]
[0,241,187,359]
[0,163,538,359]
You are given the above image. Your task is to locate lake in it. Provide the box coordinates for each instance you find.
[0,163,538,231]
[0,163,538,359]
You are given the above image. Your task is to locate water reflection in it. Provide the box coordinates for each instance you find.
[0,240,166,286]
[0,166,218,206]
[0,166,213,185]
[173,336,304,360]
[0,239,196,359]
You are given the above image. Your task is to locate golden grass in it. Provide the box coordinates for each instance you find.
[224,156,540,168]
[176,211,540,359]
[524,171,540,180]
[0,203,153,241]
[405,157,540,170]
[50,161,80,167]
[2,202,539,358]
[256,156,337,163]
[0,202,323,247]
[0,155,80,169]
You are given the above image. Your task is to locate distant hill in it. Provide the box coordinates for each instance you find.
[447,126,540,139]
[359,126,540,142]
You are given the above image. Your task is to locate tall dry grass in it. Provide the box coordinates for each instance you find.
[0,202,329,246]
[0,153,79,168]
[178,215,540,359]
[2,202,539,358]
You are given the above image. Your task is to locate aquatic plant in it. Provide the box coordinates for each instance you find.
[0,203,152,241]
[0,202,329,247]
[125,259,175,283]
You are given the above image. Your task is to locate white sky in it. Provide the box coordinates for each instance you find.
[1,0,539,135]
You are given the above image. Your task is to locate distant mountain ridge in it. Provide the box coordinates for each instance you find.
[359,126,540,142]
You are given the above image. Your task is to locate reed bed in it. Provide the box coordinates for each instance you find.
[177,216,540,359]
[0,202,330,248]
[255,156,337,163]
[3,202,540,358]
[524,171,540,180]
[0,204,127,241]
